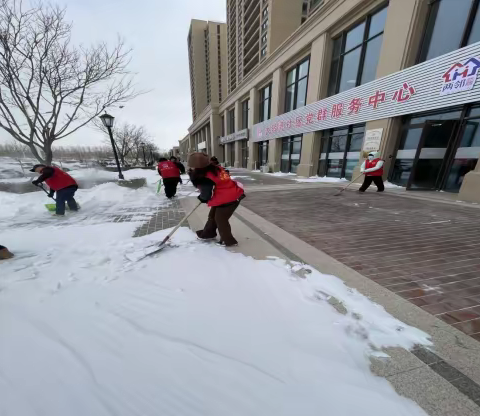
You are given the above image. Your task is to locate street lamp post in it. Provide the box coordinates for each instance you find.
[99,112,124,180]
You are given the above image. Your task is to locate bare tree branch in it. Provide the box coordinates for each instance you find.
[0,0,143,164]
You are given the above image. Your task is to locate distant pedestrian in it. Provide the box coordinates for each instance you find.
[157,158,181,199]
[188,152,245,247]
[31,164,79,215]
[0,245,14,260]
[359,152,385,193]
[170,156,186,184]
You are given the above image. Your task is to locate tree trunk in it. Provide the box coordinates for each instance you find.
[44,144,53,165]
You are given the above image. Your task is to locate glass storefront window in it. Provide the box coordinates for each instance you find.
[285,57,310,112]
[328,6,387,95]
[419,0,478,63]
[320,124,365,178]
[391,106,479,192]
[281,136,303,173]
[258,141,269,168]
[259,84,272,122]
[241,141,249,168]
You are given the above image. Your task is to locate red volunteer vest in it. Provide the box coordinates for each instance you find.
[45,167,77,191]
[206,168,244,207]
[158,161,180,179]
[365,158,384,177]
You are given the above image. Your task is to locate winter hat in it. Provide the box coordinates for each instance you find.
[29,164,46,172]
[0,246,14,260]
[188,152,210,169]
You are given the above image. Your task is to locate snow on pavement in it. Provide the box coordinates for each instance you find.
[0,178,431,416]
[295,176,349,183]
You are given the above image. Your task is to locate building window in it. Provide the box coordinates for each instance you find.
[241,140,249,168]
[262,20,268,32]
[418,0,480,63]
[302,2,308,13]
[281,136,302,173]
[221,115,225,136]
[310,0,324,11]
[285,57,310,113]
[328,6,388,96]
[228,108,235,134]
[262,6,268,18]
[258,141,269,167]
[261,47,267,57]
[318,125,365,179]
[259,84,272,122]
[301,17,307,24]
[261,34,267,44]
[241,99,249,129]
[230,144,236,167]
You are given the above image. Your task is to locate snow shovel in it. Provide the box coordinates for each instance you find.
[156,179,162,194]
[333,174,364,196]
[136,200,203,260]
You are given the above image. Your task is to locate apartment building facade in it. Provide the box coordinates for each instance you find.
[187,20,228,122]
[186,0,480,202]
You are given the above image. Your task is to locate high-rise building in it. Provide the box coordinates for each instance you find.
[188,20,227,121]
[227,0,305,94]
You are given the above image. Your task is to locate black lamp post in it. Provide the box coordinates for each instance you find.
[99,112,124,180]
[140,141,147,167]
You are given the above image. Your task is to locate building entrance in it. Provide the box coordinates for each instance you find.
[391,106,480,192]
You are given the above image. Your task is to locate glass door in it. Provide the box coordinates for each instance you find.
[407,120,460,190]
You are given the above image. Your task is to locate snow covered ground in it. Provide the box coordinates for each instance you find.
[295,176,349,183]
[0,170,431,416]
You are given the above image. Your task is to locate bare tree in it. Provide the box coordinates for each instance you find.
[97,121,156,167]
[0,0,140,165]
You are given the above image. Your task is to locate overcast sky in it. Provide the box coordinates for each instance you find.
[0,0,226,151]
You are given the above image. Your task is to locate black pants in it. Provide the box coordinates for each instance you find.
[359,176,385,192]
[56,186,78,215]
[163,178,180,198]
[198,201,240,246]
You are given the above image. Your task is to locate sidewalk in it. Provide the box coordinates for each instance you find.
[180,196,480,416]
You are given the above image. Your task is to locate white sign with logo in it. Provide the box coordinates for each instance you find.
[251,42,480,142]
[440,57,480,95]
[363,128,383,152]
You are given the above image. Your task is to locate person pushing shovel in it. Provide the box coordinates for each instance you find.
[359,152,385,193]
[31,164,79,216]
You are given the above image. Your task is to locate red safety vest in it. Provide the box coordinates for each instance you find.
[45,167,77,191]
[206,167,244,207]
[365,158,384,177]
[158,161,180,179]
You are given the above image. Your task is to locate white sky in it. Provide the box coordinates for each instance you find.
[0,0,226,151]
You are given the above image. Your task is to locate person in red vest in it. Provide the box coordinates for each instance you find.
[188,152,245,247]
[157,158,181,199]
[31,164,79,215]
[359,152,385,192]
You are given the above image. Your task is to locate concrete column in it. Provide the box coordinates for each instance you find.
[306,34,328,104]
[223,110,228,137]
[297,132,321,177]
[234,140,241,168]
[209,113,224,162]
[459,161,480,202]
[268,138,282,172]
[376,0,430,77]
[270,68,285,118]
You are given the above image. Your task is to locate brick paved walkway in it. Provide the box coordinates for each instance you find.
[133,198,185,237]
[242,187,480,342]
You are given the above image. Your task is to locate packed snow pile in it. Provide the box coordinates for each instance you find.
[295,176,349,183]
[0,178,431,416]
